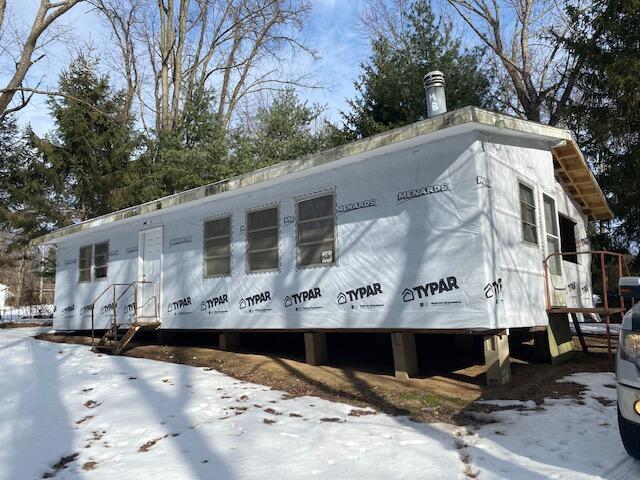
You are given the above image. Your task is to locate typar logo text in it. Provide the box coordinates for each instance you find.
[99,302,115,316]
[62,304,76,317]
[337,283,383,309]
[200,294,229,314]
[402,277,460,305]
[397,183,448,203]
[167,297,192,315]
[124,302,136,317]
[284,288,322,310]
[239,291,271,311]
[484,278,503,304]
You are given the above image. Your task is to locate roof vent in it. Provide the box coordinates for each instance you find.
[423,70,447,118]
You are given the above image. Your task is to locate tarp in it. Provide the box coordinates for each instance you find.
[53,129,589,332]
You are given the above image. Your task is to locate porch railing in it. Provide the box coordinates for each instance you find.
[89,280,157,350]
[543,250,630,366]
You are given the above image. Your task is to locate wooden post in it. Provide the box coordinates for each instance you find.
[304,332,328,366]
[600,252,612,368]
[391,333,418,379]
[618,255,626,319]
[91,305,95,351]
[484,333,511,386]
[219,332,239,351]
[112,285,118,343]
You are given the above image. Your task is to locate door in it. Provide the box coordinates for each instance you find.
[138,227,162,320]
[543,195,566,306]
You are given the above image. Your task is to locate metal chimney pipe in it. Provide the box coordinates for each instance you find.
[423,70,447,118]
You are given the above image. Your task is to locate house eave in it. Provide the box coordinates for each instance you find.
[32,106,608,245]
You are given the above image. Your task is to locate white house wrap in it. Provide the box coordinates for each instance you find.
[39,107,612,333]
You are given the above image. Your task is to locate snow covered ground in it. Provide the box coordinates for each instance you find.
[0,304,53,323]
[1,327,639,480]
[570,321,622,336]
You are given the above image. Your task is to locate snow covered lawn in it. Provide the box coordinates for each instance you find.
[1,328,639,479]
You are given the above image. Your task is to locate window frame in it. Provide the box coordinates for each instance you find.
[295,191,337,269]
[543,194,562,276]
[93,241,109,280]
[78,244,93,283]
[202,213,233,279]
[518,181,538,246]
[78,241,109,283]
[245,204,280,274]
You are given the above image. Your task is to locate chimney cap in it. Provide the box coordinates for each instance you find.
[423,70,445,89]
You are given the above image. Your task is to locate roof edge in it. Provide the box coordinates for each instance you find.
[32,106,576,245]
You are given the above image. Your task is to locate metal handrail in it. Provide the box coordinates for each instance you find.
[542,250,630,367]
[90,280,157,350]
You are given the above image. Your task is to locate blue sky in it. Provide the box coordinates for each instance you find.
[2,0,371,135]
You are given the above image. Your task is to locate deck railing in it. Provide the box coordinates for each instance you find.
[543,250,630,366]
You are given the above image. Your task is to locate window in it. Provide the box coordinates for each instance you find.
[559,216,578,264]
[297,193,336,267]
[79,245,92,282]
[543,195,561,275]
[519,183,538,244]
[204,216,231,277]
[78,242,109,282]
[94,242,109,279]
[247,206,279,272]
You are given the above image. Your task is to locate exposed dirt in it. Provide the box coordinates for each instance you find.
[138,435,168,453]
[42,453,79,478]
[35,332,613,425]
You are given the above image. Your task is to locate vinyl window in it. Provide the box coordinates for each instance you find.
[204,216,231,277]
[94,242,109,279]
[78,241,109,282]
[247,206,279,272]
[519,183,538,245]
[297,193,336,267]
[78,245,92,282]
[543,195,561,275]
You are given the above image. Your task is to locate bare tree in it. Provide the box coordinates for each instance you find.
[96,0,316,135]
[446,0,583,125]
[0,0,85,119]
[0,1,6,35]
[94,0,141,118]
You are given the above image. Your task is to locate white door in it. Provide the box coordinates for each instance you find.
[138,227,162,321]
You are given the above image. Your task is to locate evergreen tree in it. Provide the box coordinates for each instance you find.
[0,116,67,247]
[563,0,640,266]
[32,54,140,221]
[138,88,236,200]
[342,0,495,138]
[237,89,329,168]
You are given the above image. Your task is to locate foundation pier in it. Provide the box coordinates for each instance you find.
[484,332,511,386]
[219,332,239,351]
[391,332,418,380]
[304,332,328,366]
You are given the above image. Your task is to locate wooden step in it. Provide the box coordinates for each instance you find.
[113,325,142,355]
[132,321,160,329]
